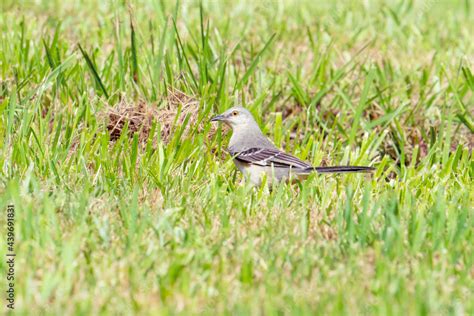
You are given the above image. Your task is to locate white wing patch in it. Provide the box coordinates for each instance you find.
[230,147,311,169]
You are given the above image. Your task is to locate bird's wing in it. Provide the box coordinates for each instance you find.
[230,147,311,169]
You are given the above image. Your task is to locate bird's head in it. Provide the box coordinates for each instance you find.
[210,106,255,128]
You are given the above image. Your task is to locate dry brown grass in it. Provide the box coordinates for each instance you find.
[104,89,207,144]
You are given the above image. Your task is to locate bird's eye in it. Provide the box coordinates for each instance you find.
[232,111,238,116]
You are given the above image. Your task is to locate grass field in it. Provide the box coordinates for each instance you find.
[0,0,473,314]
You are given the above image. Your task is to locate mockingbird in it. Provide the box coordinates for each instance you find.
[211,106,374,185]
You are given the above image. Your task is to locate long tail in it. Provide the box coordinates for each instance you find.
[310,166,375,173]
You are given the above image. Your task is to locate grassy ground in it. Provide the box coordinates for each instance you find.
[0,0,473,314]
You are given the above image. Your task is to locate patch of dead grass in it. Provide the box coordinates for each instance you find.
[106,99,156,143]
[104,89,213,144]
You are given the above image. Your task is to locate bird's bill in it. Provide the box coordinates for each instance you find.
[210,114,226,122]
